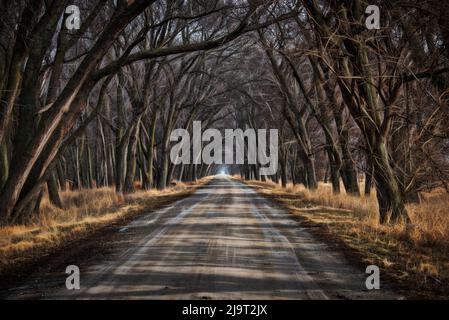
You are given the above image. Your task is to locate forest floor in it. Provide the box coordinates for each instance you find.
[0,178,211,285]
[239,178,449,299]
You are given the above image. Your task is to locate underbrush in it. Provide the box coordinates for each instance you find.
[241,178,449,299]
[0,179,209,275]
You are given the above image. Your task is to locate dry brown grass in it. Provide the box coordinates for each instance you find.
[240,178,449,299]
[0,178,210,275]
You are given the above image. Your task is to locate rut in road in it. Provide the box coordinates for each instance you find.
[7,176,399,300]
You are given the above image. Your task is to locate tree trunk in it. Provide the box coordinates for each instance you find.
[47,170,63,209]
[365,156,373,196]
[123,123,140,193]
[56,159,66,191]
[373,140,411,224]
[146,111,158,189]
[327,150,341,194]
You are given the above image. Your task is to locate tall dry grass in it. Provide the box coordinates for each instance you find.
[251,179,449,246]
[0,180,203,274]
[243,178,449,296]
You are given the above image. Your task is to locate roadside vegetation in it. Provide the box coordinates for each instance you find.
[240,178,449,299]
[0,178,209,277]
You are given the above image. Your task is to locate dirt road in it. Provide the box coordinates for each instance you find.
[3,176,399,299]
